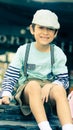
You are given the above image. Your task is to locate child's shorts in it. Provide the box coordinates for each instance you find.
[14,78,54,116]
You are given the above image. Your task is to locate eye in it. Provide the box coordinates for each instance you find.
[47,28,55,32]
[39,26,44,29]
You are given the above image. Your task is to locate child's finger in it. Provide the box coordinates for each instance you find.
[2,98,10,104]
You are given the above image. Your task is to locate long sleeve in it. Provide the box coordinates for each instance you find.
[1,44,27,99]
[53,73,69,89]
[2,65,20,99]
[52,45,69,89]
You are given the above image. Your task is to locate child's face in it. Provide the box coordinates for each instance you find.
[30,24,57,46]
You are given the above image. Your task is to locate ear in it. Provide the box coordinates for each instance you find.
[29,25,34,35]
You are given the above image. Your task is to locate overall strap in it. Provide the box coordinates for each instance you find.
[24,43,54,77]
[50,44,54,74]
[24,43,31,77]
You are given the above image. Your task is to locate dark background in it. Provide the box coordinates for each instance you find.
[0,0,73,72]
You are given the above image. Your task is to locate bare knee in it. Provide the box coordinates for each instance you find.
[25,80,41,96]
[22,80,41,105]
[50,85,67,101]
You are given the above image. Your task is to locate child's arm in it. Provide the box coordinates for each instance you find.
[53,73,69,89]
[1,65,20,101]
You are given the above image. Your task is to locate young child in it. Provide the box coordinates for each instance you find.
[0,9,73,130]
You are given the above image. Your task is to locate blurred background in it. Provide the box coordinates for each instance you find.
[0,0,73,90]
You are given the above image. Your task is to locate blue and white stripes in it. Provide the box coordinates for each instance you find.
[54,73,69,89]
[2,65,20,93]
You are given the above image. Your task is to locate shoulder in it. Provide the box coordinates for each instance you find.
[17,44,27,52]
[53,44,67,61]
[16,43,32,55]
[54,44,63,52]
[18,42,34,51]
[54,44,66,55]
[10,44,30,68]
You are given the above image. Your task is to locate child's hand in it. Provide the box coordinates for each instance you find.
[41,83,52,103]
[0,96,10,105]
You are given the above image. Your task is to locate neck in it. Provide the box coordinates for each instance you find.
[35,43,50,52]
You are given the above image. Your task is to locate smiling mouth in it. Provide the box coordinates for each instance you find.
[40,36,49,39]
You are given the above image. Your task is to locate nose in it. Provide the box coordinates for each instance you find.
[43,28,48,34]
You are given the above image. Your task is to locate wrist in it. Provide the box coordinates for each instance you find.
[2,91,12,100]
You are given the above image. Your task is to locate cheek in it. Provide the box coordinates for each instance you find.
[50,33,56,39]
[48,35,55,43]
[34,32,39,38]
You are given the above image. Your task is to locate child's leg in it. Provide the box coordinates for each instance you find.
[50,84,73,130]
[23,80,52,130]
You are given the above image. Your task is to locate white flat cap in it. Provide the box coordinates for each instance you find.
[32,9,60,29]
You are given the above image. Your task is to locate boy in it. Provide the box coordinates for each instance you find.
[0,9,73,130]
